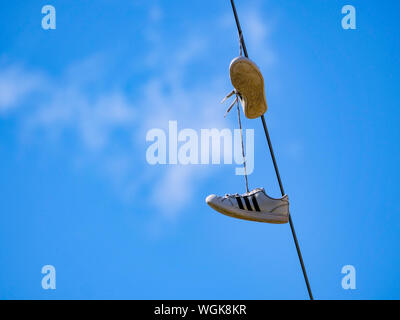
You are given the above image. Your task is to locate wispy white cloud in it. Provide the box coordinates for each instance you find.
[243,11,274,62]
[151,165,200,219]
[0,65,44,113]
[0,1,276,220]
[29,89,135,151]
[219,2,276,66]
[149,4,163,23]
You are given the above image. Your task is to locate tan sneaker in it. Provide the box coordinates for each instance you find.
[225,56,268,119]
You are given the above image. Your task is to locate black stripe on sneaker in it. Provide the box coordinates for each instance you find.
[236,197,244,210]
[251,195,261,212]
[243,196,253,211]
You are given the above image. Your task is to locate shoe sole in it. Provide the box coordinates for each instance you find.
[229,57,268,119]
[207,201,288,224]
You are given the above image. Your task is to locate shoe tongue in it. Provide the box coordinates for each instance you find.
[258,188,267,195]
[243,188,265,197]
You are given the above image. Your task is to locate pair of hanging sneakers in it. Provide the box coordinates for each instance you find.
[205,56,289,224]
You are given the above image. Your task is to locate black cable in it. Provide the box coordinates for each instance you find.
[229,0,314,300]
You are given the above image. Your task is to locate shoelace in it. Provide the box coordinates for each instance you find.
[222,33,244,118]
[221,90,250,193]
[221,193,240,206]
[220,33,250,193]
[223,193,239,199]
[221,89,237,118]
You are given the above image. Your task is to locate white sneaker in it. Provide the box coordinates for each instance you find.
[223,56,268,119]
[206,188,289,224]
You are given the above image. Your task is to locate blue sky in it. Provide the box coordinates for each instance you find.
[0,0,399,299]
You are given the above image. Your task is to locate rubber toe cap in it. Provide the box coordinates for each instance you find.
[205,194,217,205]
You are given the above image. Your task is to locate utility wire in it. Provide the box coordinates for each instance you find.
[229,0,314,300]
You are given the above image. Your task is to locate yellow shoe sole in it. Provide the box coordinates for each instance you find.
[229,56,268,119]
